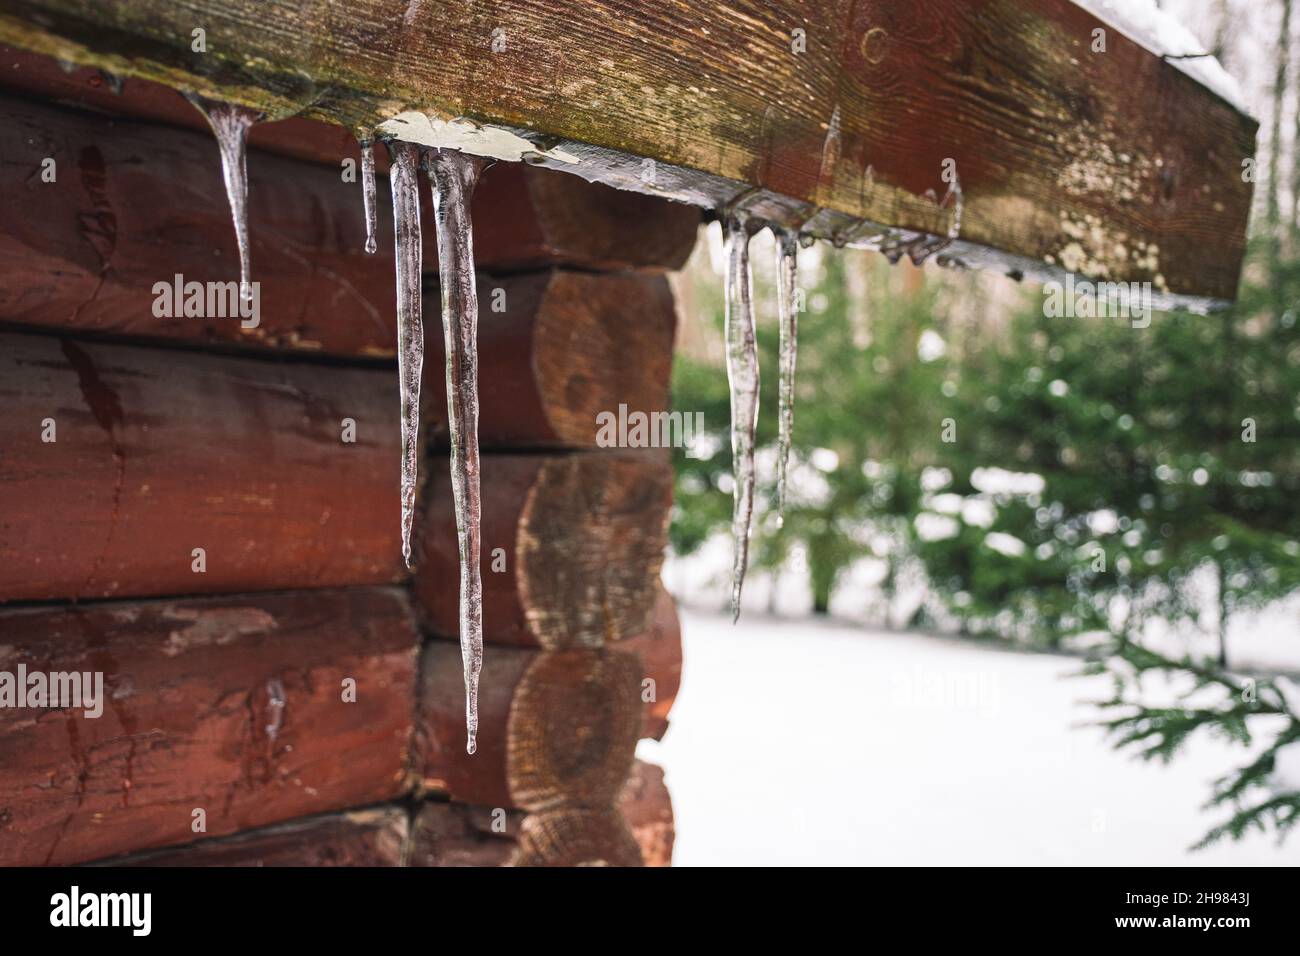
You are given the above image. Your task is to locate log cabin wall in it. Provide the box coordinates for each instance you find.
[0,48,697,866]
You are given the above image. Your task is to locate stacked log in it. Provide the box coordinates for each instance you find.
[92,759,673,867]
[0,52,696,867]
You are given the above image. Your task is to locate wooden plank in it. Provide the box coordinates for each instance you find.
[101,806,410,867]
[0,0,1256,305]
[0,333,403,602]
[416,635,674,809]
[0,587,418,867]
[0,42,374,169]
[424,271,676,450]
[0,91,696,358]
[414,451,673,647]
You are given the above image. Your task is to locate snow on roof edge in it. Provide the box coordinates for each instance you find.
[1071,0,1252,117]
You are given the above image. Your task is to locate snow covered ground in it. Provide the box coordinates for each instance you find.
[639,608,1297,866]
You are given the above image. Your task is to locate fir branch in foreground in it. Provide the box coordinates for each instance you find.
[1082,638,1300,849]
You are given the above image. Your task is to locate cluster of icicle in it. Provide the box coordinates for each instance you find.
[192,99,485,755]
[720,209,802,623]
[384,140,487,755]
[722,175,961,622]
[191,92,963,740]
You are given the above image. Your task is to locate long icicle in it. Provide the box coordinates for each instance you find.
[774,228,799,525]
[724,214,759,623]
[388,141,424,570]
[360,138,378,254]
[426,148,485,755]
[195,102,260,302]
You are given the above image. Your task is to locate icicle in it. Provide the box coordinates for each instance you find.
[193,101,260,302]
[360,138,378,254]
[774,228,799,526]
[388,141,424,572]
[723,214,759,623]
[426,148,486,756]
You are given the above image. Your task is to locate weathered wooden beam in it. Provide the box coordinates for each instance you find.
[0,0,1256,306]
[0,588,418,867]
[414,451,673,647]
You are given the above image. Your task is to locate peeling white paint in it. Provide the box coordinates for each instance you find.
[377,111,581,164]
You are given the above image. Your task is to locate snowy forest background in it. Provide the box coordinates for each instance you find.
[659,0,1300,859]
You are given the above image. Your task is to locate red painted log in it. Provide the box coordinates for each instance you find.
[0,587,418,867]
[0,333,402,602]
[424,270,676,450]
[0,60,698,358]
[417,642,661,811]
[0,90,398,355]
[415,450,673,648]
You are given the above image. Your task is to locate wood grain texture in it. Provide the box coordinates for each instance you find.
[101,806,410,867]
[509,807,643,867]
[0,42,375,169]
[416,633,676,809]
[0,588,418,867]
[425,270,677,450]
[414,451,673,647]
[0,91,696,358]
[0,333,404,602]
[0,0,1256,304]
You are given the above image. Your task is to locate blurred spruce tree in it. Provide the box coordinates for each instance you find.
[669,225,1299,846]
